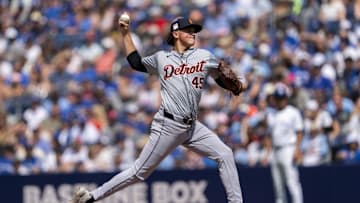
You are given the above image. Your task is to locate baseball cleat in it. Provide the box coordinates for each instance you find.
[70,187,93,203]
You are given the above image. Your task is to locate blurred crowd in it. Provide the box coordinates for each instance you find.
[0,0,360,175]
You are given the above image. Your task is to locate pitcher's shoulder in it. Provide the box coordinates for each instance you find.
[192,48,216,58]
[194,48,211,54]
[157,50,173,57]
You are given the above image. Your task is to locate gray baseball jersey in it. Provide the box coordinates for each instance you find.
[90,48,243,203]
[142,48,218,118]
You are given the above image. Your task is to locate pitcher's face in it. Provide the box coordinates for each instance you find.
[177,27,197,47]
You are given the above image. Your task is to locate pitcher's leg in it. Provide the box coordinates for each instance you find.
[90,165,140,200]
[91,116,189,201]
[184,122,243,203]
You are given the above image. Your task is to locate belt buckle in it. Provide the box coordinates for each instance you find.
[183,117,193,125]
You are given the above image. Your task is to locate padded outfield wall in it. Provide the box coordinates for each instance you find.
[0,165,359,203]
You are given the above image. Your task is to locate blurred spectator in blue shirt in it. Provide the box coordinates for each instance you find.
[49,52,73,96]
[18,146,41,175]
[335,136,360,165]
[204,2,231,37]
[0,145,15,175]
[307,53,334,99]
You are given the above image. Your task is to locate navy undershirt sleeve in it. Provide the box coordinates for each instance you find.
[126,51,147,73]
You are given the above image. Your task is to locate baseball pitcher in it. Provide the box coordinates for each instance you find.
[70,14,246,203]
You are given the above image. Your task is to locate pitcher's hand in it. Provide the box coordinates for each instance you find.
[118,13,130,36]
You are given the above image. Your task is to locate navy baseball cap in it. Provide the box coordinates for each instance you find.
[167,17,202,45]
[273,84,290,99]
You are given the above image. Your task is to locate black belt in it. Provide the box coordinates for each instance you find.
[274,144,295,150]
[163,110,194,125]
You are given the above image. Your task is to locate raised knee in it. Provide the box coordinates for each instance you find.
[132,165,154,181]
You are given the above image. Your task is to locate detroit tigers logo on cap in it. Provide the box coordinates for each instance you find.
[167,17,203,45]
[172,23,179,31]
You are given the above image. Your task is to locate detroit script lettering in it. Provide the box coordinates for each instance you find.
[163,61,206,80]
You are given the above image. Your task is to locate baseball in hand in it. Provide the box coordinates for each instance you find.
[119,12,130,24]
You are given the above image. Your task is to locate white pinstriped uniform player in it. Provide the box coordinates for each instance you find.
[267,84,304,203]
[71,17,244,203]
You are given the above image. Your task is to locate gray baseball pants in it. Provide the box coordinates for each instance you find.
[91,112,243,203]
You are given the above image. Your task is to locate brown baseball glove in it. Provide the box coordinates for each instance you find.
[217,60,246,96]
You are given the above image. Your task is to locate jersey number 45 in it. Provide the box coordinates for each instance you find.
[192,77,204,89]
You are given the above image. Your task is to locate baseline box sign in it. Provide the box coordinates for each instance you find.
[23,181,208,203]
[1,169,227,203]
